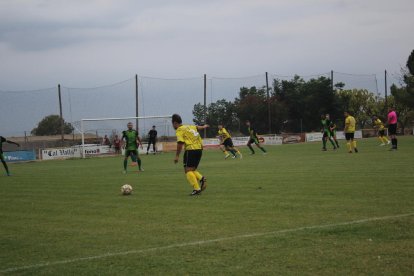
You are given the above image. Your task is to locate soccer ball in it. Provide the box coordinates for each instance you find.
[121,184,133,195]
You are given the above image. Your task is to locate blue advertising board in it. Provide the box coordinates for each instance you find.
[3,150,36,162]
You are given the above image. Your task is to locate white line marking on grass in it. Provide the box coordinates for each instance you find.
[1,212,413,273]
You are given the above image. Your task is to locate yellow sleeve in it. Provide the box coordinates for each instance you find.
[176,127,185,143]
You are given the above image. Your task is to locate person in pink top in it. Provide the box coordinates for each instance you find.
[387,107,398,150]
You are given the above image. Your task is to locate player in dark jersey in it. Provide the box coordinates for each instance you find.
[245,120,267,155]
[146,125,157,155]
[321,114,337,151]
[0,136,20,176]
[122,122,143,173]
[326,114,340,148]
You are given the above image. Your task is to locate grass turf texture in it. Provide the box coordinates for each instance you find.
[1,137,414,275]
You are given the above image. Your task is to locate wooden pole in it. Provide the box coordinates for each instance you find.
[266,72,271,134]
[58,84,64,145]
[204,74,207,138]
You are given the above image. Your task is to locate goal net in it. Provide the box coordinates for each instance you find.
[73,115,173,158]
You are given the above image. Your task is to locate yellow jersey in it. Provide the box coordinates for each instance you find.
[218,128,231,141]
[344,115,356,133]
[374,118,385,130]
[175,125,203,150]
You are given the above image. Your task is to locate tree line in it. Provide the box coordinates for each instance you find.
[193,50,414,137]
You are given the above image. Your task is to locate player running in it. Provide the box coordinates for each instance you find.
[0,136,20,176]
[146,125,157,155]
[321,114,337,151]
[245,120,267,155]
[172,114,208,196]
[218,124,242,159]
[344,111,358,153]
[122,122,143,173]
[372,115,390,146]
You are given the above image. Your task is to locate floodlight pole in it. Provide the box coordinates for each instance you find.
[331,70,334,93]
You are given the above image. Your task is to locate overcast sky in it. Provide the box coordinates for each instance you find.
[0,0,413,90]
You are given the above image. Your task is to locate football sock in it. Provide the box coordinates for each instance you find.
[393,138,397,148]
[322,139,327,149]
[383,136,389,143]
[222,150,228,155]
[248,144,255,154]
[1,160,10,174]
[347,142,352,152]
[260,146,266,153]
[123,159,127,170]
[186,171,200,190]
[137,158,142,170]
[193,170,203,181]
[352,140,357,149]
[335,140,340,147]
[230,149,237,156]
[378,137,384,143]
[329,138,336,147]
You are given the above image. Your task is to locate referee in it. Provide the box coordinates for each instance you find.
[146,125,158,155]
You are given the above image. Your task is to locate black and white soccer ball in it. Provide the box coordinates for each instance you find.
[121,184,133,195]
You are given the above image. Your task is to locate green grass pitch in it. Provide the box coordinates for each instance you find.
[1,137,414,274]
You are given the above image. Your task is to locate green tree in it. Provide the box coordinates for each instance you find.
[31,115,74,136]
[192,99,237,137]
[337,89,381,128]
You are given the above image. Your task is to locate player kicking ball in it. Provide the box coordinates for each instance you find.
[1,136,20,176]
[172,114,208,196]
[122,122,144,173]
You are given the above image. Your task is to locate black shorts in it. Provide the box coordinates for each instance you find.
[345,133,354,140]
[222,138,234,148]
[125,149,138,158]
[323,132,329,138]
[388,124,397,135]
[379,129,385,136]
[148,138,156,145]
[248,137,259,145]
[183,150,202,168]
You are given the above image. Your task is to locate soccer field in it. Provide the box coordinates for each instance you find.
[1,137,414,275]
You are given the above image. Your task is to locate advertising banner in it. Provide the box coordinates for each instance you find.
[306,131,362,142]
[42,147,81,160]
[3,150,36,162]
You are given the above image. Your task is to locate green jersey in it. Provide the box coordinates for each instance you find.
[122,130,138,150]
[248,126,258,139]
[321,119,329,133]
[0,136,6,154]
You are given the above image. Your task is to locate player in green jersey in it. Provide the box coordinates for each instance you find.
[122,122,143,173]
[245,120,267,155]
[0,136,20,176]
[326,114,340,148]
[321,114,337,151]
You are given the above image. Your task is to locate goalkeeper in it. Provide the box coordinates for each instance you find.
[1,136,20,176]
[122,122,143,173]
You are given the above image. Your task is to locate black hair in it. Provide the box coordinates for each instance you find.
[172,114,182,124]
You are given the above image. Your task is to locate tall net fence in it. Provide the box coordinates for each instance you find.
[0,71,388,138]
[332,71,380,96]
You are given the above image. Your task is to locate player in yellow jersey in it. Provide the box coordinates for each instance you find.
[217,124,242,159]
[372,115,390,146]
[344,111,358,153]
[172,114,209,196]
